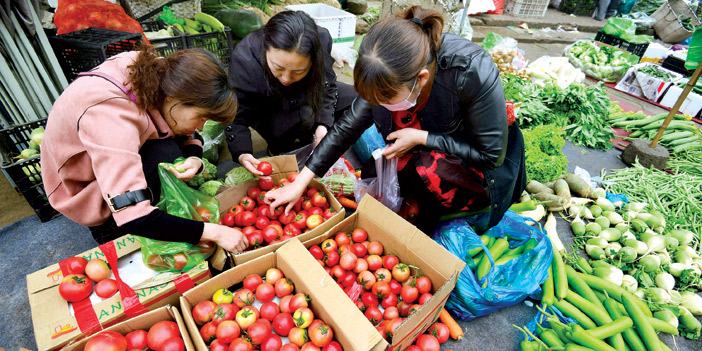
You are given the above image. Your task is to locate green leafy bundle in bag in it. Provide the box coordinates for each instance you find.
[135,157,221,272]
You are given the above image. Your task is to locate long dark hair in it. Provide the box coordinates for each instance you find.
[354,6,444,105]
[263,10,325,117]
[128,46,237,125]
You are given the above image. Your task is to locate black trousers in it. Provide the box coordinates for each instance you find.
[89,139,183,244]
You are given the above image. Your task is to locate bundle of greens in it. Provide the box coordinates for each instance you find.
[565,41,636,82]
[523,125,569,183]
[637,65,674,81]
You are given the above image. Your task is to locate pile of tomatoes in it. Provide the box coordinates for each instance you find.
[58,256,119,302]
[83,320,185,351]
[221,172,337,250]
[307,229,451,351]
[191,267,343,351]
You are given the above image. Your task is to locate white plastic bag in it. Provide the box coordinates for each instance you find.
[353,148,402,212]
[317,157,357,197]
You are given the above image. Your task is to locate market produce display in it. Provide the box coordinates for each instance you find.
[565,41,637,83]
[84,321,186,351]
[58,257,116,302]
[523,125,569,184]
[221,181,337,249]
[610,112,702,154]
[191,267,344,349]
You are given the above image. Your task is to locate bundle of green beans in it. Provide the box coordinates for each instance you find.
[609,112,702,154]
[637,66,673,81]
[667,149,702,177]
[603,162,702,235]
[522,262,694,350]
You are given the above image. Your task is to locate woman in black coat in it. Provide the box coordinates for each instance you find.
[225,10,356,177]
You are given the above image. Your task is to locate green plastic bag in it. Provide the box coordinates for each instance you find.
[135,158,221,272]
[686,27,702,70]
[481,32,504,51]
[602,17,636,38]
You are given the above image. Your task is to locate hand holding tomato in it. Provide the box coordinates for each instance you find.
[239,153,272,180]
[265,167,317,215]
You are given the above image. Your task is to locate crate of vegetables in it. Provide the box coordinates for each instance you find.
[27,235,211,351]
[302,195,466,351]
[63,305,193,351]
[180,239,387,350]
[209,155,345,269]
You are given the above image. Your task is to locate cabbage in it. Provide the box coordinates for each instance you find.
[199,180,224,196]
[225,166,255,185]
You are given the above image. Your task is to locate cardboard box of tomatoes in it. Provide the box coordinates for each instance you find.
[210,155,345,270]
[63,305,194,351]
[181,239,388,351]
[302,195,466,351]
[27,235,211,351]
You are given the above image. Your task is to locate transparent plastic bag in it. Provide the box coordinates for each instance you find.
[135,236,216,272]
[317,157,358,197]
[432,211,553,321]
[353,148,402,212]
[201,120,225,164]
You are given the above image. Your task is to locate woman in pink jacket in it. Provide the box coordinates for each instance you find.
[41,47,248,253]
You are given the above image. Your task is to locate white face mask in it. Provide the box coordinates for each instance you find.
[380,77,419,111]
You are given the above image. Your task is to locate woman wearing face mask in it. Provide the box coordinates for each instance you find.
[41,47,248,253]
[264,6,526,233]
[225,10,356,178]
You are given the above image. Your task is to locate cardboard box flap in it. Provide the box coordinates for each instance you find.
[357,195,466,275]
[277,240,384,351]
[27,235,141,294]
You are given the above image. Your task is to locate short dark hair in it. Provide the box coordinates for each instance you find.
[263,10,325,117]
[354,6,444,105]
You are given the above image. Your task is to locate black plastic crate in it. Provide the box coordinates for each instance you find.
[141,20,187,58]
[184,28,235,66]
[619,41,649,58]
[50,28,142,81]
[0,119,60,222]
[559,0,596,16]
[595,31,624,47]
[662,56,694,77]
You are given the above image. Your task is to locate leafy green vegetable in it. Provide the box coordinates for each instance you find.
[565,41,636,83]
[523,125,569,183]
[224,166,255,185]
[630,0,665,15]
[187,158,218,188]
[199,180,224,196]
[637,65,673,81]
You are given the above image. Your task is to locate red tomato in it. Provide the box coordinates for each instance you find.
[302,198,313,211]
[236,306,258,330]
[323,208,336,220]
[259,178,274,190]
[172,252,188,271]
[340,271,356,288]
[361,292,379,308]
[260,334,283,351]
[322,341,343,351]
[397,301,412,317]
[382,255,400,270]
[59,274,93,302]
[338,244,352,256]
[272,312,295,336]
[309,322,333,347]
[229,338,254,351]
[384,306,399,320]
[381,292,398,309]
[212,303,238,325]
[257,161,273,175]
[84,331,126,351]
[64,256,88,275]
[266,268,284,285]
[229,204,244,216]
[311,193,328,208]
[293,197,304,212]
[233,289,255,308]
[221,212,235,227]
[248,319,272,345]
[309,245,324,260]
[389,279,402,296]
[385,318,403,339]
[288,172,299,182]
[392,263,410,283]
[416,334,440,351]
[262,226,280,243]
[256,283,276,302]
[301,342,321,351]
[293,211,309,230]
[374,268,392,284]
[279,295,293,314]
[147,321,180,350]
[260,301,280,322]
[192,300,217,325]
[330,265,345,281]
[306,187,319,198]
[209,339,228,351]
[357,271,376,290]
[248,186,262,199]
[321,239,338,253]
[85,259,111,282]
[160,337,185,351]
[366,255,383,271]
[416,277,432,294]
[289,292,309,311]
[351,228,368,243]
[240,196,256,211]
[323,251,339,267]
[401,284,419,304]
[405,346,421,351]
[372,281,390,299]
[125,329,148,350]
[243,274,263,292]
[353,258,368,274]
[196,207,213,222]
[288,327,309,347]
[246,231,264,249]
[240,211,257,227]
[94,278,119,298]
[278,178,291,187]
[282,344,301,351]
[292,307,314,328]
[279,210,296,225]
[334,231,351,246]
[199,322,217,344]
[275,278,295,297]
[364,306,383,324]
[284,224,302,237]
[419,293,433,305]
[308,207,324,217]
[428,322,450,343]
[367,241,384,256]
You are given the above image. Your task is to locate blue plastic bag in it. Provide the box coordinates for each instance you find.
[519,305,580,350]
[352,124,385,164]
[433,210,553,321]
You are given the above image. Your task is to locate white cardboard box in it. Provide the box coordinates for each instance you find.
[285,3,356,50]
[659,83,702,117]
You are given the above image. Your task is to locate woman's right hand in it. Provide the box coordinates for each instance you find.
[238,153,271,180]
[265,167,316,215]
[202,222,249,253]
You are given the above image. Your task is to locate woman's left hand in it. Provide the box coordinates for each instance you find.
[383,128,429,159]
[170,157,202,182]
[313,125,328,147]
